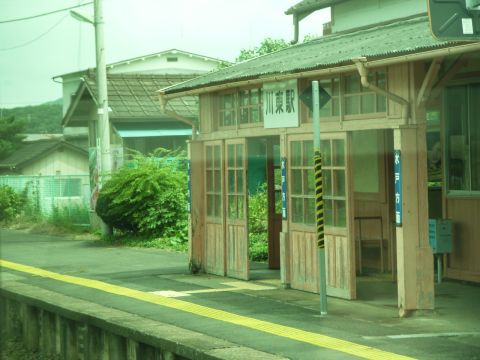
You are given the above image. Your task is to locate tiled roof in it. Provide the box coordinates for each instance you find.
[162,16,461,94]
[0,139,87,170]
[83,72,199,119]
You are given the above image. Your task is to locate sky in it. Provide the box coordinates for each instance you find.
[0,0,330,109]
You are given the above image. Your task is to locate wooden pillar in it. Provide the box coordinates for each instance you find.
[188,140,205,273]
[394,125,434,316]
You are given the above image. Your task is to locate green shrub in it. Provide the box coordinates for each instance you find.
[95,149,188,239]
[0,185,25,222]
[248,184,268,262]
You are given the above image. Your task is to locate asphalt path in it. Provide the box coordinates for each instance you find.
[1,229,479,359]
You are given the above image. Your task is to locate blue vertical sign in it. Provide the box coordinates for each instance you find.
[187,160,192,213]
[281,157,288,219]
[394,150,402,226]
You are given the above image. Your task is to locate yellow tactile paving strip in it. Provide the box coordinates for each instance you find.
[0,259,415,360]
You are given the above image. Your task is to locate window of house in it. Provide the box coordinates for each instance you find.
[227,143,245,219]
[218,88,263,128]
[322,139,347,227]
[319,77,340,118]
[344,71,386,115]
[205,144,222,217]
[445,83,480,193]
[290,140,315,225]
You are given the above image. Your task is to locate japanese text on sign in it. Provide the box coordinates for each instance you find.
[263,79,299,128]
[394,150,402,226]
[281,157,288,219]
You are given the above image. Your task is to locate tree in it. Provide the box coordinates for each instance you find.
[0,116,26,160]
[236,38,291,62]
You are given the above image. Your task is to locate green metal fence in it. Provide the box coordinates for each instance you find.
[0,175,91,225]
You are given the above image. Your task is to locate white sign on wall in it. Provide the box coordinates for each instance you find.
[263,79,299,128]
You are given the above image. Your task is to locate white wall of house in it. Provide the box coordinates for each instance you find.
[108,51,222,75]
[332,0,426,33]
[21,148,88,176]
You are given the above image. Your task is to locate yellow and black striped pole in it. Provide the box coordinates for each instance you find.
[314,150,325,249]
[312,80,328,315]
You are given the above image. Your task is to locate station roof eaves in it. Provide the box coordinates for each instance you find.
[285,0,345,15]
[161,16,462,95]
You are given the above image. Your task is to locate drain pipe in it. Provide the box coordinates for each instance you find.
[352,57,410,122]
[158,92,197,140]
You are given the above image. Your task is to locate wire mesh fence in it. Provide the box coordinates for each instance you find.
[0,174,91,225]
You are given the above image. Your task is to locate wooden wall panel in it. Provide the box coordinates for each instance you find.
[290,231,319,293]
[205,223,224,276]
[387,63,410,120]
[446,198,480,282]
[226,225,248,280]
[325,234,351,297]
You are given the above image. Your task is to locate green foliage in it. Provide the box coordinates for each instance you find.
[0,185,25,222]
[0,99,62,134]
[49,205,90,230]
[248,184,268,262]
[96,149,188,240]
[0,116,26,160]
[236,38,291,62]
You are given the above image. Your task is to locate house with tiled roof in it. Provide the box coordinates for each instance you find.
[159,0,480,316]
[0,136,90,215]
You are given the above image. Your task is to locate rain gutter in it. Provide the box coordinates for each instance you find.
[352,57,410,121]
[158,95,197,140]
[158,42,480,102]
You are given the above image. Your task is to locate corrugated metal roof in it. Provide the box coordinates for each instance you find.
[82,72,199,119]
[162,16,459,94]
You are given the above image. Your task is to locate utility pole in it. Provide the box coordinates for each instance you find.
[312,81,327,315]
[94,0,112,236]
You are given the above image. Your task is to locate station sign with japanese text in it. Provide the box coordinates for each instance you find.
[263,79,299,128]
[394,150,402,226]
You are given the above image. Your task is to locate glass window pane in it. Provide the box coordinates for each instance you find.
[292,169,303,194]
[469,84,480,191]
[321,140,331,166]
[206,147,212,168]
[377,95,386,112]
[332,98,340,116]
[236,144,243,165]
[228,144,235,167]
[304,140,313,167]
[223,94,234,109]
[228,195,236,218]
[207,171,213,191]
[292,197,304,223]
[334,200,346,227]
[251,89,259,105]
[275,191,282,214]
[361,93,375,113]
[345,96,359,115]
[325,199,333,226]
[240,90,249,106]
[291,141,301,166]
[251,108,260,123]
[207,194,214,216]
[240,108,249,124]
[214,170,221,188]
[377,71,386,89]
[215,194,222,217]
[237,195,244,219]
[228,170,235,193]
[334,170,346,197]
[237,170,243,193]
[332,77,340,95]
[306,169,315,195]
[305,198,315,225]
[333,139,345,167]
[323,169,332,196]
[345,75,360,93]
[214,146,220,168]
[320,102,331,117]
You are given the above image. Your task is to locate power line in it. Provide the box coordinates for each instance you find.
[0,2,93,24]
[0,14,69,51]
